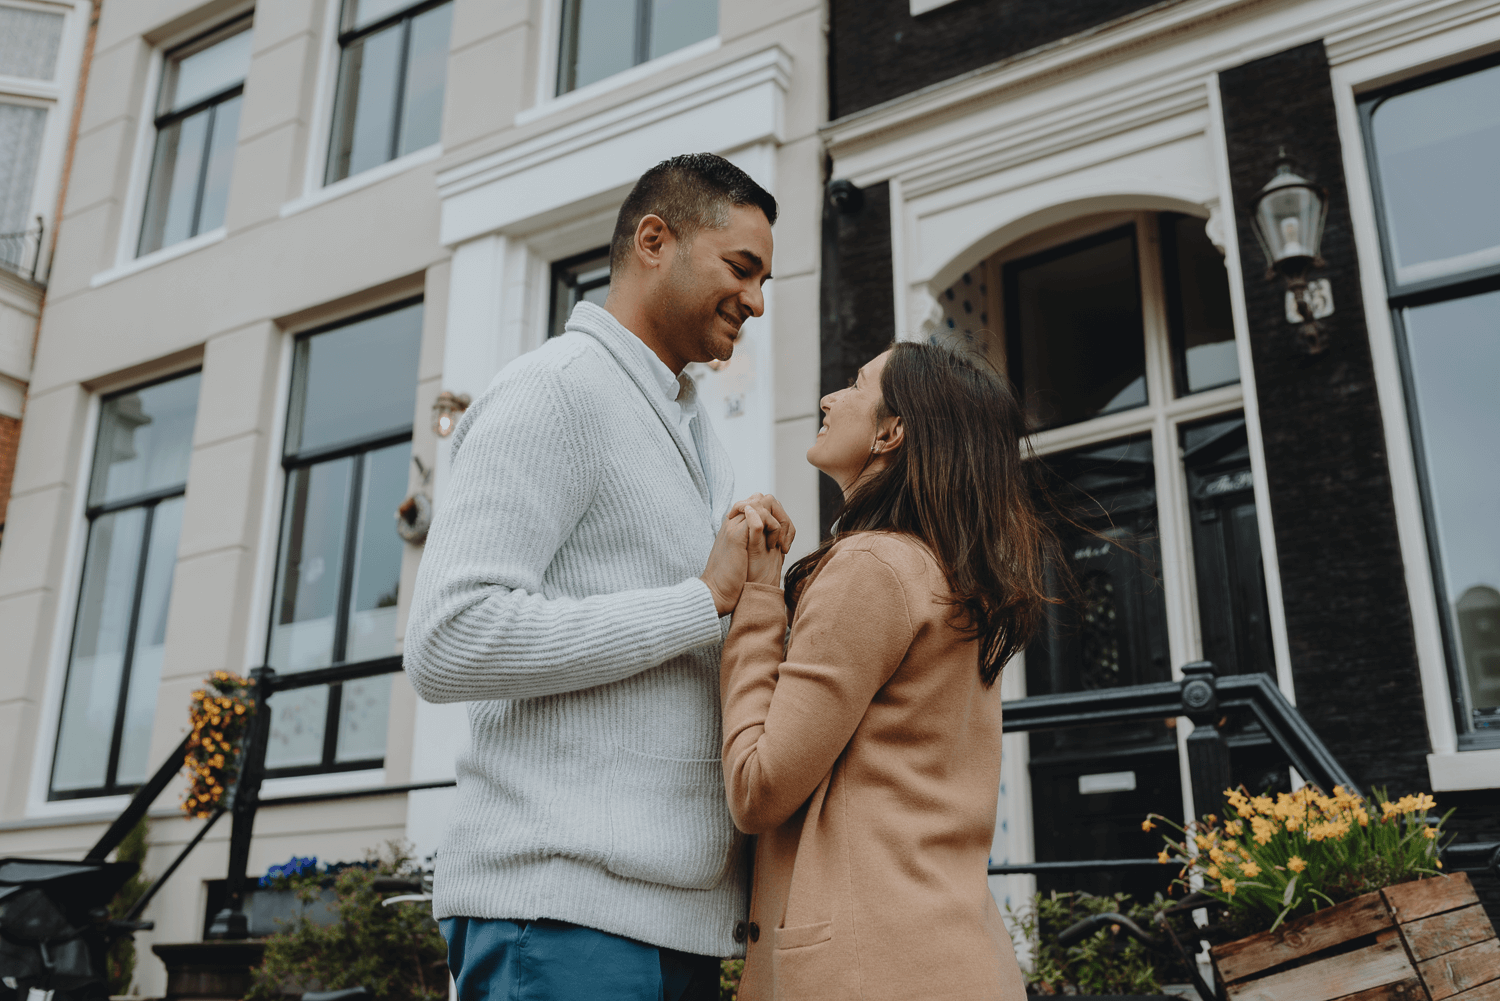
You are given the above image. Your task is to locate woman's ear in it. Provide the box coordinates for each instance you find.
[875,415,904,454]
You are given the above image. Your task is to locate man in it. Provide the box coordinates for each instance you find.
[405,153,791,1001]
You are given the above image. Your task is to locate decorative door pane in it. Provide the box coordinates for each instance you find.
[1005,225,1147,429]
[1162,213,1239,394]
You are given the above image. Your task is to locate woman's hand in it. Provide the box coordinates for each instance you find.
[727,493,796,554]
[742,504,786,588]
[701,513,751,615]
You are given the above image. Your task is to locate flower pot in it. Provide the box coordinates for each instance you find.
[1210,872,1499,1000]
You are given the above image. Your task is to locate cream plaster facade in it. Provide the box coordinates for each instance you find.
[0,0,825,993]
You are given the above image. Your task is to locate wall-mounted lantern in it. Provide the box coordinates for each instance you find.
[431,390,471,438]
[1250,151,1333,354]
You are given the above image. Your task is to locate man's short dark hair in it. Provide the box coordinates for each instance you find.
[610,153,778,272]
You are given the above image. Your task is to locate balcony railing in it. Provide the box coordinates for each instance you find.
[0,216,46,285]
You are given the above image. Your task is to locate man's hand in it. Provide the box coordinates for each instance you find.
[701,513,750,616]
[727,493,796,554]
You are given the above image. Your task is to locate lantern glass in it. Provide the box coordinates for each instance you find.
[1252,164,1327,273]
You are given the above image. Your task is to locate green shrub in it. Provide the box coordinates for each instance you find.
[106,819,151,995]
[1006,890,1192,996]
[245,844,447,1001]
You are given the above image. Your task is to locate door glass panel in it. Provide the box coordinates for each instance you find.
[326,22,404,184]
[1370,63,1500,282]
[336,675,392,762]
[398,3,452,156]
[265,686,331,770]
[550,249,611,338]
[565,0,637,93]
[648,0,716,60]
[1163,214,1239,395]
[0,7,64,80]
[1005,225,1147,429]
[289,302,424,453]
[114,496,186,786]
[1403,289,1500,731]
[1026,436,1176,899]
[270,459,354,673]
[52,508,148,793]
[344,442,409,663]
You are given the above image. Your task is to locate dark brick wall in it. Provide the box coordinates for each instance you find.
[829,0,1168,119]
[1219,41,1430,795]
[818,181,895,536]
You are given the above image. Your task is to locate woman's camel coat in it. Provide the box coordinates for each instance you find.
[721,532,1027,1001]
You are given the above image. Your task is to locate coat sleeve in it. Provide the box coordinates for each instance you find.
[403,361,723,704]
[720,548,916,834]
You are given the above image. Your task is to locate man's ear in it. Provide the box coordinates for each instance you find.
[634,214,673,269]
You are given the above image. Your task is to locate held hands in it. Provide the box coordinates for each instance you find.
[700,493,794,615]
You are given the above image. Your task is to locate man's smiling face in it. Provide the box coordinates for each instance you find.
[655,204,773,369]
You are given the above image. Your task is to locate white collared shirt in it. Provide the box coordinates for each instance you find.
[624,332,704,472]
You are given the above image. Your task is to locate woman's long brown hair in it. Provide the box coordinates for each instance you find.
[783,341,1060,686]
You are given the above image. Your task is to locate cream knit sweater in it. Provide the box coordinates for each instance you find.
[404,302,744,957]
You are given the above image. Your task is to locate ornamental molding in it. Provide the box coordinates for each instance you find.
[437,45,792,245]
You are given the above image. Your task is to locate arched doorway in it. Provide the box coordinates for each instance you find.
[934,209,1286,901]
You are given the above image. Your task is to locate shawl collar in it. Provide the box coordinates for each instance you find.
[567,302,732,518]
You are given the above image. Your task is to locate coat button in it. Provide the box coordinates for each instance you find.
[748,922,760,943]
[733,921,747,944]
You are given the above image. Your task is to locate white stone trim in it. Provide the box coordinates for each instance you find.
[260,768,385,800]
[436,45,791,244]
[1427,750,1500,792]
[518,33,723,127]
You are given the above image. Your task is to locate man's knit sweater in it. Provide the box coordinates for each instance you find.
[404,302,744,957]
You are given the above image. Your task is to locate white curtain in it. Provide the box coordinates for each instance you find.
[0,5,65,80]
[0,102,46,268]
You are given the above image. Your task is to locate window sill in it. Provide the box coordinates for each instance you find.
[90,227,227,289]
[1426,748,1500,792]
[280,144,442,220]
[517,35,721,128]
[259,768,385,800]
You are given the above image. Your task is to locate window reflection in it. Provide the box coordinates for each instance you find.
[1403,289,1500,729]
[558,0,717,95]
[1370,62,1500,283]
[1005,225,1147,429]
[550,248,611,338]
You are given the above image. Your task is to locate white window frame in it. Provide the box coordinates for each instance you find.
[522,0,720,126]
[282,0,446,217]
[1328,9,1500,791]
[0,0,91,282]
[25,359,204,817]
[109,2,253,278]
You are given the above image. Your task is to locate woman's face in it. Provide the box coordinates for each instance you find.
[808,349,893,493]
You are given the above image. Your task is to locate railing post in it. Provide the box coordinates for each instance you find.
[1180,661,1232,821]
[207,666,275,940]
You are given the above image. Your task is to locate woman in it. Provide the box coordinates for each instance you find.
[715,342,1056,1000]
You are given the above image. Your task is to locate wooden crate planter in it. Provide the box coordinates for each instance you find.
[1211,872,1500,1001]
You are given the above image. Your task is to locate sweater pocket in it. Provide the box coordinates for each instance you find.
[605,745,739,890]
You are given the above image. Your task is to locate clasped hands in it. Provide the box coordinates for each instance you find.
[700,493,793,615]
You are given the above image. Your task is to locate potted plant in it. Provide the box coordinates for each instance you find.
[1146,786,1500,1000]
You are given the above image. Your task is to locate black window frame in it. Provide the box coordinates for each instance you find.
[1358,51,1500,749]
[49,367,202,801]
[548,246,611,339]
[136,15,252,257]
[324,0,452,186]
[263,297,421,778]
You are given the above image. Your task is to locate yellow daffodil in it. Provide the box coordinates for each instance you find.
[1287,856,1307,873]
[1241,861,1260,877]
[1220,878,1236,896]
[1158,851,1171,864]
[1142,819,1155,832]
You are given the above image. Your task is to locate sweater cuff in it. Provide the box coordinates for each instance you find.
[671,576,730,651]
[736,582,788,625]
